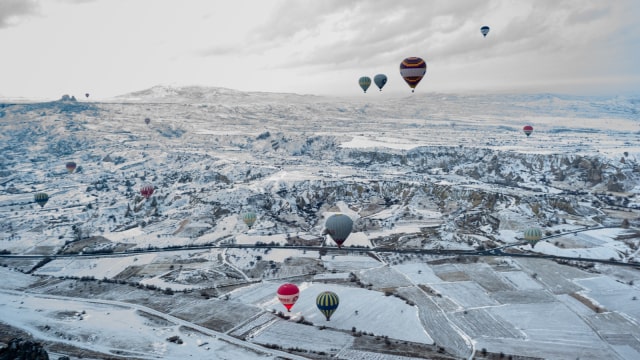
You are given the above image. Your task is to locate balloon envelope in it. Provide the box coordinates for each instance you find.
[358,76,372,93]
[523,227,542,247]
[140,184,154,199]
[65,161,77,173]
[523,125,534,137]
[243,212,257,228]
[399,57,427,92]
[316,291,339,321]
[277,283,300,312]
[373,74,387,91]
[325,213,353,248]
[480,26,490,37]
[144,117,151,125]
[34,192,49,208]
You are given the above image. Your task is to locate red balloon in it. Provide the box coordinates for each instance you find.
[140,184,154,199]
[65,161,77,173]
[276,283,300,312]
[523,125,534,137]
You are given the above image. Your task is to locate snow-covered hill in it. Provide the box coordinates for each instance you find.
[1,87,638,255]
[1,86,639,359]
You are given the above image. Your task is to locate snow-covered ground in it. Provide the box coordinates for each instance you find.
[1,87,640,359]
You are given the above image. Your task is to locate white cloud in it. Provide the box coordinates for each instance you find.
[0,0,638,99]
[0,0,39,28]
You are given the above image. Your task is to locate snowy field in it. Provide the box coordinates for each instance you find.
[0,269,300,360]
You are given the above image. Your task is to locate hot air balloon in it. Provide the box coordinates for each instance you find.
[324,213,353,248]
[144,117,151,125]
[243,212,257,229]
[400,57,427,92]
[359,76,372,93]
[65,161,77,173]
[480,26,490,37]
[316,291,339,321]
[85,93,90,98]
[523,125,534,137]
[523,227,542,248]
[140,184,154,199]
[277,283,300,312]
[34,192,49,208]
[374,74,387,91]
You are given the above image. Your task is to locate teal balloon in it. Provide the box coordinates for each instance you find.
[316,291,339,321]
[358,76,372,93]
[373,74,387,91]
[325,213,353,248]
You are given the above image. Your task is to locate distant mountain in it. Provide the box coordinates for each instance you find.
[108,86,640,121]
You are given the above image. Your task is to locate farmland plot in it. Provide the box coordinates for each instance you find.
[463,262,515,292]
[250,320,353,356]
[322,254,382,272]
[35,253,158,279]
[490,289,556,304]
[449,308,523,339]
[574,275,634,292]
[487,302,618,359]
[339,349,441,360]
[475,337,621,360]
[0,267,38,289]
[425,290,461,312]
[228,312,276,338]
[313,272,351,282]
[391,263,444,284]
[429,281,498,308]
[230,281,295,309]
[167,296,263,333]
[556,293,597,317]
[430,263,471,282]
[358,265,413,290]
[276,256,325,278]
[514,258,592,294]
[581,312,640,359]
[395,286,471,358]
[499,270,545,290]
[574,277,640,320]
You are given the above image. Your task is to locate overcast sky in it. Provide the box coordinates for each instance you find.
[1,0,638,99]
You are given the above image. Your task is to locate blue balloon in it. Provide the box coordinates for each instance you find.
[373,74,387,91]
[480,26,490,37]
[324,213,353,248]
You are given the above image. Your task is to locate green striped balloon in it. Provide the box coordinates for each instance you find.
[316,291,339,321]
[34,192,49,208]
[358,76,371,93]
[523,227,542,247]
[243,212,257,228]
